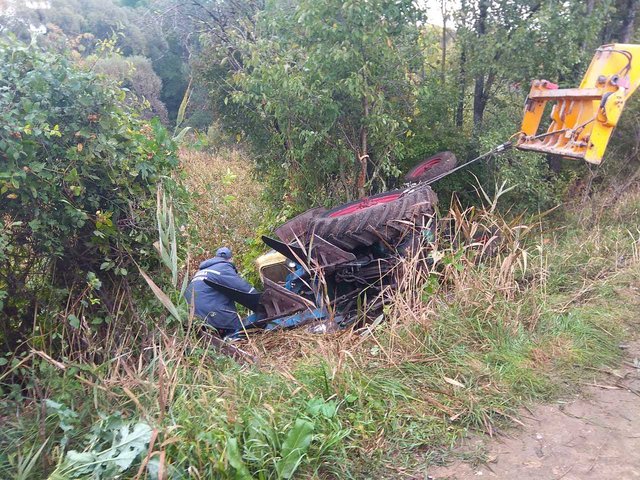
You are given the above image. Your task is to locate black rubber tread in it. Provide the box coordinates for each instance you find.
[351,201,394,239]
[404,151,457,183]
[319,190,405,243]
[310,186,438,251]
[323,190,405,217]
[275,206,327,244]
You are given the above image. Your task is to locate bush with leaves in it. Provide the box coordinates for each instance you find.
[194,0,424,207]
[0,39,185,351]
[93,54,169,123]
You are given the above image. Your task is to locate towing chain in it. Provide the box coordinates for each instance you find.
[424,140,514,185]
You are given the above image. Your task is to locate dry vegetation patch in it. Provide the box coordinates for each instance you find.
[180,148,265,266]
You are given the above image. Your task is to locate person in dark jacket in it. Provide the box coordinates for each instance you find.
[184,247,257,336]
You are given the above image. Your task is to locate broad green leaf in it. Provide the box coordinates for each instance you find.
[175,78,192,129]
[67,314,80,329]
[276,419,314,479]
[226,437,253,480]
[106,422,153,471]
[306,398,337,418]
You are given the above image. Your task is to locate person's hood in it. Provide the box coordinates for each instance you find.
[198,256,229,269]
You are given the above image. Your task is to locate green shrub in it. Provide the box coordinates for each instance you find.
[0,38,185,350]
[196,0,425,207]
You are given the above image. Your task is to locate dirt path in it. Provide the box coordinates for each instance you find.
[427,341,640,480]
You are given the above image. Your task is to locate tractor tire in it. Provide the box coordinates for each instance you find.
[404,151,457,183]
[310,185,438,251]
[275,206,327,244]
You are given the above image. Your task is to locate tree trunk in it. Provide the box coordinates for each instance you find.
[621,0,639,42]
[440,0,447,84]
[472,0,489,130]
[357,95,369,198]
[473,76,487,129]
[456,46,466,128]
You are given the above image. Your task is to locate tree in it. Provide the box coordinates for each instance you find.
[0,39,184,350]
[145,0,265,123]
[601,0,640,43]
[194,0,424,205]
[1,0,185,122]
[93,54,169,123]
[4,0,151,55]
[455,0,609,130]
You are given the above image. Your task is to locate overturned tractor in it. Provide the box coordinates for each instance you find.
[206,154,451,336]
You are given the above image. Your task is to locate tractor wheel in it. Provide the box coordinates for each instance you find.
[404,151,457,183]
[275,206,327,244]
[310,185,438,251]
[324,190,404,218]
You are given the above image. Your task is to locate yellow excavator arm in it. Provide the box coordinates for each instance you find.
[517,44,640,164]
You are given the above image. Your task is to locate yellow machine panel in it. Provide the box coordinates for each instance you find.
[255,250,289,283]
[517,44,640,164]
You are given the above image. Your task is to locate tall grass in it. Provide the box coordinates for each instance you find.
[1,177,639,478]
[180,148,266,268]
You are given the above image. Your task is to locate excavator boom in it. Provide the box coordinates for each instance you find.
[517,44,640,164]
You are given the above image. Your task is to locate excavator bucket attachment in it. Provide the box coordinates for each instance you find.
[517,44,640,164]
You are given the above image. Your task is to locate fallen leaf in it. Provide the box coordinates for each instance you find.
[444,376,465,388]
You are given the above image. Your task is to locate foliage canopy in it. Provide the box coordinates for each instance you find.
[197,0,425,206]
[0,39,183,348]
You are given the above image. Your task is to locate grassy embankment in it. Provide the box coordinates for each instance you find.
[1,148,639,479]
